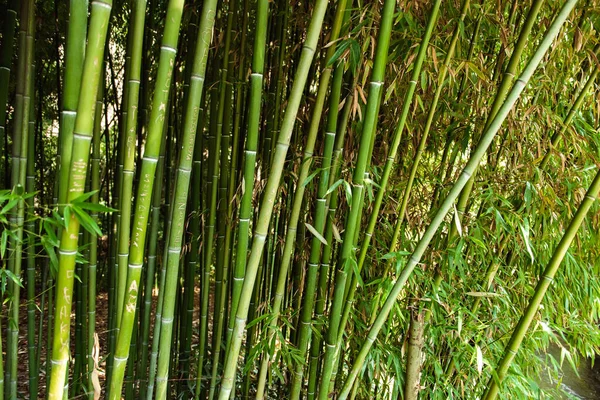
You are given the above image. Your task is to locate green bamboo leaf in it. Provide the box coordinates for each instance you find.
[72,205,103,237]
[305,222,327,246]
[466,292,501,298]
[327,39,351,67]
[302,169,322,188]
[1,198,18,215]
[3,268,23,288]
[76,202,117,213]
[71,190,99,204]
[325,179,345,196]
[1,229,7,259]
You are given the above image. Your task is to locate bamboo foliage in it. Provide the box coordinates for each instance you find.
[2,0,600,399]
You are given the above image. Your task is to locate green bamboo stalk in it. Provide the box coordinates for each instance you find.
[286,43,350,400]
[0,0,18,186]
[253,2,348,397]
[539,65,599,169]
[307,89,352,400]
[315,0,395,397]
[85,66,103,400]
[152,1,217,397]
[146,115,173,400]
[108,0,184,395]
[6,0,34,397]
[209,4,238,397]
[58,0,89,210]
[114,0,148,333]
[218,1,329,398]
[339,0,444,355]
[382,0,467,265]
[48,1,112,398]
[26,45,37,399]
[482,166,600,400]
[337,2,578,397]
[229,0,269,350]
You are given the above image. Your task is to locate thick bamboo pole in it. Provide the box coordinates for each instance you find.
[48,1,112,398]
[316,1,395,397]
[153,0,217,397]
[109,0,185,396]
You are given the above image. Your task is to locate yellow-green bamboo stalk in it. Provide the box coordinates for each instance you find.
[48,1,112,398]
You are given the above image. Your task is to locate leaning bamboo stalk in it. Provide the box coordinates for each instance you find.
[153,1,217,397]
[254,2,348,397]
[482,166,600,400]
[47,1,112,398]
[108,0,184,396]
[218,1,329,398]
[337,1,578,397]
[316,1,396,397]
[539,63,599,169]
[339,0,444,353]
[452,0,545,236]
[286,47,347,400]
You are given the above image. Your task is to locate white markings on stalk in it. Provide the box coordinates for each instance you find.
[73,133,92,141]
[58,249,77,255]
[91,1,112,10]
[160,45,177,54]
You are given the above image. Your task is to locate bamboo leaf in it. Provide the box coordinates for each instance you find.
[519,218,535,263]
[476,345,483,374]
[71,190,99,204]
[72,205,103,237]
[1,230,7,259]
[466,292,501,298]
[305,222,327,245]
[453,204,463,237]
[76,202,117,213]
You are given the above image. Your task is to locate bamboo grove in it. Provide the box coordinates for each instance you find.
[1,0,600,398]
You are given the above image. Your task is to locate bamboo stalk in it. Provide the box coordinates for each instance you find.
[218,1,329,397]
[109,0,186,395]
[153,0,217,397]
[48,1,112,398]
[316,0,396,396]
[0,0,18,187]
